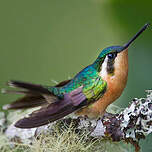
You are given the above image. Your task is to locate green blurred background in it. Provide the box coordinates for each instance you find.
[0,0,152,151]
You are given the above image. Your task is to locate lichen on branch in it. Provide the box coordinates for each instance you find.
[1,90,152,152]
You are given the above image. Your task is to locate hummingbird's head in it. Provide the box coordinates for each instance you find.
[94,46,125,75]
[93,23,150,76]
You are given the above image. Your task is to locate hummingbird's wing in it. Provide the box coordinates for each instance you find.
[14,86,87,128]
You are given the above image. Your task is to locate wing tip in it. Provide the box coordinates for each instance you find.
[15,119,32,129]
[15,121,24,128]
[15,121,23,128]
[15,119,48,129]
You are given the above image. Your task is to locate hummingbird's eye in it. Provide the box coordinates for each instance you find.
[107,53,117,60]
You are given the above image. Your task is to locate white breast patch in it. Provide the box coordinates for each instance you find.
[99,56,108,78]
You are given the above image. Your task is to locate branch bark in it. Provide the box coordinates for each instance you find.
[3,90,152,152]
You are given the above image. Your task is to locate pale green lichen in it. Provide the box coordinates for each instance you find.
[120,90,152,140]
[0,108,133,152]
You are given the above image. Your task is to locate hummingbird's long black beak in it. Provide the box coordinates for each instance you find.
[118,23,150,52]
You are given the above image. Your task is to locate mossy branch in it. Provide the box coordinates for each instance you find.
[1,90,152,152]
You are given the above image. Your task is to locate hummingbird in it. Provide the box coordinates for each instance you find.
[2,23,150,128]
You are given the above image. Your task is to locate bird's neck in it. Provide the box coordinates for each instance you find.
[100,49,128,103]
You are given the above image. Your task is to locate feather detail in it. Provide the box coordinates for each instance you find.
[1,89,33,95]
[2,80,71,110]
[68,86,86,106]
[7,80,51,95]
[3,95,47,110]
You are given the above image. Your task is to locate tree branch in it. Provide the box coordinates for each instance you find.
[2,90,152,151]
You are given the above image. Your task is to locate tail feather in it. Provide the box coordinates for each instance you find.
[1,89,33,95]
[2,80,71,110]
[3,95,47,110]
[8,80,51,95]
[2,80,57,110]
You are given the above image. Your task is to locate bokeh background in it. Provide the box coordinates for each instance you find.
[0,0,152,151]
